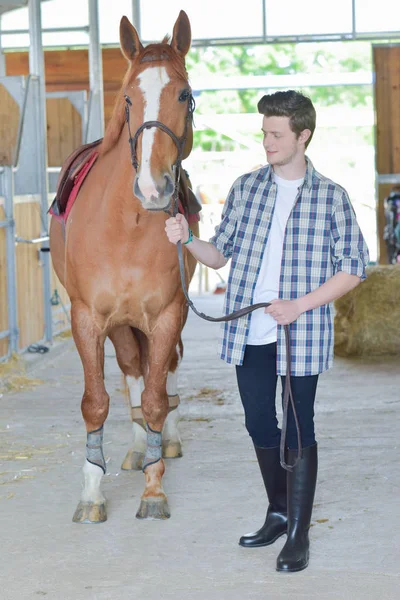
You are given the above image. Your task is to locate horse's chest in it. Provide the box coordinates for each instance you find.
[112,268,178,319]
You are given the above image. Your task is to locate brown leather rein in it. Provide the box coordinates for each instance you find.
[124,94,302,471]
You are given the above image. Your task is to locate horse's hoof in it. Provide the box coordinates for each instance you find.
[72,501,107,524]
[121,449,144,471]
[136,497,171,520]
[162,441,183,459]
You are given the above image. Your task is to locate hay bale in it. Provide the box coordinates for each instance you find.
[334,265,400,357]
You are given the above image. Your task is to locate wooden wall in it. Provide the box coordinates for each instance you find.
[0,196,72,357]
[373,45,400,263]
[0,84,20,166]
[46,97,82,167]
[14,200,44,349]
[5,47,128,126]
[3,47,129,168]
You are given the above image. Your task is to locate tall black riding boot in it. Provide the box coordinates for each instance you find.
[239,445,287,548]
[276,443,318,572]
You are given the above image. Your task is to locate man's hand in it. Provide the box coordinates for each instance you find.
[165,213,190,244]
[265,299,302,325]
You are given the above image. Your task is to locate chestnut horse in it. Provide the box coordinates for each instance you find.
[49,11,198,522]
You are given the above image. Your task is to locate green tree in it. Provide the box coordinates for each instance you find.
[186,42,374,150]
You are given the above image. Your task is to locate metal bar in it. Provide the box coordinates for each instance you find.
[84,90,93,143]
[2,31,400,50]
[14,74,33,168]
[185,32,400,46]
[3,166,19,353]
[52,304,71,316]
[87,0,104,142]
[351,0,357,40]
[0,330,10,341]
[262,0,267,42]
[0,220,9,227]
[131,0,141,36]
[0,26,89,35]
[371,41,381,263]
[0,14,5,76]
[377,174,400,184]
[15,235,50,244]
[191,72,373,92]
[29,0,52,345]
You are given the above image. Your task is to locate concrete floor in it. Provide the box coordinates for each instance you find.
[0,294,399,600]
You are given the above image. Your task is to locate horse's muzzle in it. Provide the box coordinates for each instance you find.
[133,173,175,211]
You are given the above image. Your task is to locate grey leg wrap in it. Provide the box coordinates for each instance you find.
[142,423,162,472]
[86,425,106,473]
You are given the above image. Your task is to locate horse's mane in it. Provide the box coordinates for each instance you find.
[100,37,189,156]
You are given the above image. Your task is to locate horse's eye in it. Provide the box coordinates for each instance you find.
[179,90,190,103]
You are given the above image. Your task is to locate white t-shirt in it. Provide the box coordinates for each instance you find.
[247,173,304,345]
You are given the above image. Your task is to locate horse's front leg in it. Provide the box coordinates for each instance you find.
[70,301,109,524]
[136,319,181,520]
[163,338,184,459]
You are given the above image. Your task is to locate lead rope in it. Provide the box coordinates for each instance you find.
[175,234,301,471]
[124,94,302,471]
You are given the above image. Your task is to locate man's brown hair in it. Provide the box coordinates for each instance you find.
[257,90,316,148]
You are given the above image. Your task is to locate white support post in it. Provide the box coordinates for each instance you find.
[28,0,52,344]
[131,0,141,35]
[4,166,19,354]
[87,0,104,142]
[0,14,5,76]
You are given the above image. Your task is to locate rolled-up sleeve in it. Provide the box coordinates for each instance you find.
[209,182,238,260]
[330,191,370,280]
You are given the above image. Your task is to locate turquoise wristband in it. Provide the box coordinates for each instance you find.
[183,228,193,245]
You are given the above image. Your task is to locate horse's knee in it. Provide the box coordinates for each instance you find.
[82,391,110,429]
[141,391,168,425]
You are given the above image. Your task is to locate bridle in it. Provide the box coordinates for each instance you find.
[124,91,195,215]
[124,92,301,472]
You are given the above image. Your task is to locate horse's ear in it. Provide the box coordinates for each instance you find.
[170,10,191,57]
[120,16,143,61]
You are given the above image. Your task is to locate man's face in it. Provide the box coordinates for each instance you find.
[261,115,307,167]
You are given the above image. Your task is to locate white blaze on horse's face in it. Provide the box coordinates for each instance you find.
[134,66,175,209]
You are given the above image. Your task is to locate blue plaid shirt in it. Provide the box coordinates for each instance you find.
[209,157,370,376]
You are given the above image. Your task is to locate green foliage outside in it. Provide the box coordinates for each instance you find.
[186,41,375,150]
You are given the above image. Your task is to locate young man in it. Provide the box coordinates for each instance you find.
[165,90,369,572]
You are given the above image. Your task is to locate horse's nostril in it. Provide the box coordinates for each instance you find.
[156,174,174,198]
[164,174,174,196]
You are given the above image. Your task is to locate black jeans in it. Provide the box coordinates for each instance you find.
[235,343,318,450]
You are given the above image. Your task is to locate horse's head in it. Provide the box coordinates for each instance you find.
[120,11,193,211]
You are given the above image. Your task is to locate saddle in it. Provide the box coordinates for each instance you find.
[49,139,201,222]
[50,138,102,217]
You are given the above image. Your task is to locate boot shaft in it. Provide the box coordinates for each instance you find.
[254,445,287,512]
[286,443,318,528]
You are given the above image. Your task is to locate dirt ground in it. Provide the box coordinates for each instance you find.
[0,294,399,600]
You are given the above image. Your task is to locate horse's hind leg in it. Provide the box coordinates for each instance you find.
[110,327,183,468]
[70,302,109,524]
[108,326,147,470]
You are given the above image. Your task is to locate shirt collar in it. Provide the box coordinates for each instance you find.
[264,155,314,190]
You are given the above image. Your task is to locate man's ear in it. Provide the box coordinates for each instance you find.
[299,129,312,146]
